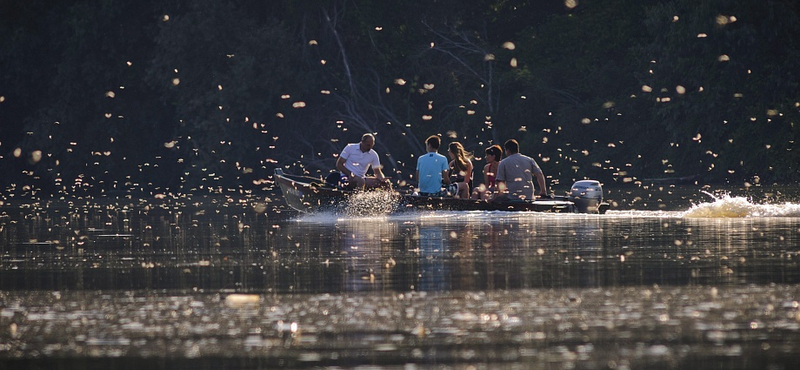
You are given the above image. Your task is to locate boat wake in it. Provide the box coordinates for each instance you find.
[294,190,401,222]
[682,192,800,218]
[344,190,401,216]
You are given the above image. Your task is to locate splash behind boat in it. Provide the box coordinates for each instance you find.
[273,169,608,214]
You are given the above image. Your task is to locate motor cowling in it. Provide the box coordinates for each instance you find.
[570,180,603,213]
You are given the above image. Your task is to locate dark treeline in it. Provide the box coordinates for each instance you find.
[1,0,798,196]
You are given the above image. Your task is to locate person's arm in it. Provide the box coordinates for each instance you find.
[374,166,387,182]
[368,152,387,182]
[464,161,473,183]
[442,160,451,185]
[534,170,547,197]
[483,163,490,185]
[490,180,506,201]
[490,162,506,201]
[442,169,451,184]
[335,156,353,178]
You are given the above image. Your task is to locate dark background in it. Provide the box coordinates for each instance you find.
[1,0,798,196]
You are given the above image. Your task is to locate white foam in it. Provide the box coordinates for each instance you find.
[293,190,400,224]
[344,190,400,216]
[682,193,800,218]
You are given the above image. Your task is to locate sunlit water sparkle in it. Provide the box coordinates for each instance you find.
[1,187,800,369]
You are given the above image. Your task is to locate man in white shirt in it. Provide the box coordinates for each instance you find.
[335,133,390,190]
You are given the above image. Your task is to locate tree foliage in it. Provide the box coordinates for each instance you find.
[0,0,797,196]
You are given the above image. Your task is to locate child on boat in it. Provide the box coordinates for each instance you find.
[471,144,502,201]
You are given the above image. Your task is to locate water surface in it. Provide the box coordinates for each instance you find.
[1,186,799,369]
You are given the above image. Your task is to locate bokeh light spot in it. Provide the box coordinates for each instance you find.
[565,0,578,9]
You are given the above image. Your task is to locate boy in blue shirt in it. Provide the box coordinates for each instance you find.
[416,135,456,196]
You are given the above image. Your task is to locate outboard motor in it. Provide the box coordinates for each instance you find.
[570,180,604,213]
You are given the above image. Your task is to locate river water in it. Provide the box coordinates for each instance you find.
[1,185,799,369]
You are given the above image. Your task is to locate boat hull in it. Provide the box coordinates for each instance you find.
[274,169,607,214]
[274,170,349,213]
[399,194,576,212]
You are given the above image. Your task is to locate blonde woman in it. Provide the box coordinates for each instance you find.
[447,142,473,198]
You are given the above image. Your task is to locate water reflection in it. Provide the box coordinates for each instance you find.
[339,220,396,292]
[2,194,800,368]
[416,221,448,291]
[2,200,800,292]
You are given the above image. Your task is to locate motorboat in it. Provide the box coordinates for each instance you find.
[273,168,608,214]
